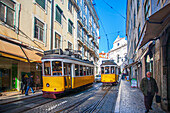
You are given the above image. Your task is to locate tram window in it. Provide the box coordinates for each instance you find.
[101,67,104,74]
[89,67,91,75]
[75,64,79,76]
[52,61,62,76]
[64,64,68,76]
[83,66,86,76]
[80,65,83,76]
[91,67,94,75]
[44,61,51,76]
[105,66,110,74]
[87,67,90,75]
[111,66,114,74]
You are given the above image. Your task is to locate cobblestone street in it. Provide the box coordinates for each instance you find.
[116,80,165,113]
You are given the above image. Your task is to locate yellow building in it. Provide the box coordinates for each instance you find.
[0,0,99,92]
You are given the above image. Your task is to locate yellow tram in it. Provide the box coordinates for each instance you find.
[41,50,94,98]
[100,60,119,85]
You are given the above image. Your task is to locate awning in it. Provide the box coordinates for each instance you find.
[0,40,27,62]
[0,39,43,63]
[125,61,138,68]
[139,4,170,48]
[22,48,43,63]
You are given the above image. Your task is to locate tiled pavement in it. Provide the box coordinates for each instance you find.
[115,80,165,113]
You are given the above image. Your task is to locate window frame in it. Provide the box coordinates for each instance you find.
[0,0,15,27]
[68,19,73,34]
[55,32,61,49]
[34,17,45,42]
[68,0,72,13]
[56,5,63,24]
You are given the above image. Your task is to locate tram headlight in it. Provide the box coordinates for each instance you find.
[46,83,50,87]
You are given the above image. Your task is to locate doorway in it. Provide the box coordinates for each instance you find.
[63,63,72,89]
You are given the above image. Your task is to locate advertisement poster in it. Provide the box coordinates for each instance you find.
[131,78,137,88]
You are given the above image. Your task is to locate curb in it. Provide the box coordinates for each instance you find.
[114,80,122,113]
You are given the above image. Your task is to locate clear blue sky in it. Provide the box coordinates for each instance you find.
[93,0,127,53]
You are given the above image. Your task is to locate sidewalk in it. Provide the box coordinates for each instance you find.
[115,80,165,113]
[0,89,43,105]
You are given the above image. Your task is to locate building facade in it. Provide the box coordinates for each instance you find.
[108,35,127,73]
[98,51,109,74]
[126,0,170,111]
[0,0,99,92]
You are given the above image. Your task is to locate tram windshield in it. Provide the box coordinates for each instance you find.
[105,66,109,74]
[52,61,62,76]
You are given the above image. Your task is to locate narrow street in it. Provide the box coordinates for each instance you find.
[0,83,119,113]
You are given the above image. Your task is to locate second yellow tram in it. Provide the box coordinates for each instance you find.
[100,60,119,85]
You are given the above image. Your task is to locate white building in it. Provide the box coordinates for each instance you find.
[108,35,127,72]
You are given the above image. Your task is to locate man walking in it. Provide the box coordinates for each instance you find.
[25,75,35,96]
[140,72,158,113]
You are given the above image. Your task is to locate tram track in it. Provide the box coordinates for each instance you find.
[53,86,112,113]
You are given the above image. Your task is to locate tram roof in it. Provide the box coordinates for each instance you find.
[41,54,94,65]
[101,61,117,66]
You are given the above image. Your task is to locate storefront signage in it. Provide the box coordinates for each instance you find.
[131,78,137,88]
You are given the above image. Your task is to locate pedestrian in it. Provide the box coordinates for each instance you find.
[25,75,35,96]
[140,71,158,113]
[21,75,28,94]
[35,76,40,90]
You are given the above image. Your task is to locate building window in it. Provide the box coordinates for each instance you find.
[137,0,140,13]
[35,0,45,9]
[0,0,15,27]
[34,17,45,41]
[84,2,87,14]
[144,0,150,20]
[134,10,136,28]
[138,23,141,39]
[55,33,61,49]
[56,5,63,24]
[68,19,73,34]
[117,54,119,63]
[68,41,72,50]
[68,0,72,13]
[117,43,119,46]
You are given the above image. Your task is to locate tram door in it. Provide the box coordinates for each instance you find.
[64,63,72,89]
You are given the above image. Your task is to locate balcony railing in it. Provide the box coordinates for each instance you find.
[77,13,83,26]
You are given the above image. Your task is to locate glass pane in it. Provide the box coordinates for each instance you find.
[36,0,45,9]
[0,3,5,22]
[52,61,62,76]
[0,0,14,9]
[83,66,86,75]
[34,26,38,39]
[105,66,110,74]
[44,61,51,76]
[111,66,114,74]
[101,67,104,74]
[40,28,43,41]
[80,65,83,76]
[6,7,14,27]
[75,64,79,76]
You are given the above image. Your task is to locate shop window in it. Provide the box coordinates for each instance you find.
[0,0,15,27]
[34,17,45,42]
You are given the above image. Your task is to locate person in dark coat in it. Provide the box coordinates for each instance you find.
[25,75,35,96]
[140,72,158,113]
[21,75,27,94]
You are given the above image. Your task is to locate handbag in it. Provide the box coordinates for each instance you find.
[156,95,161,103]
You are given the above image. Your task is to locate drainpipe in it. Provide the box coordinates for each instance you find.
[50,0,54,50]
